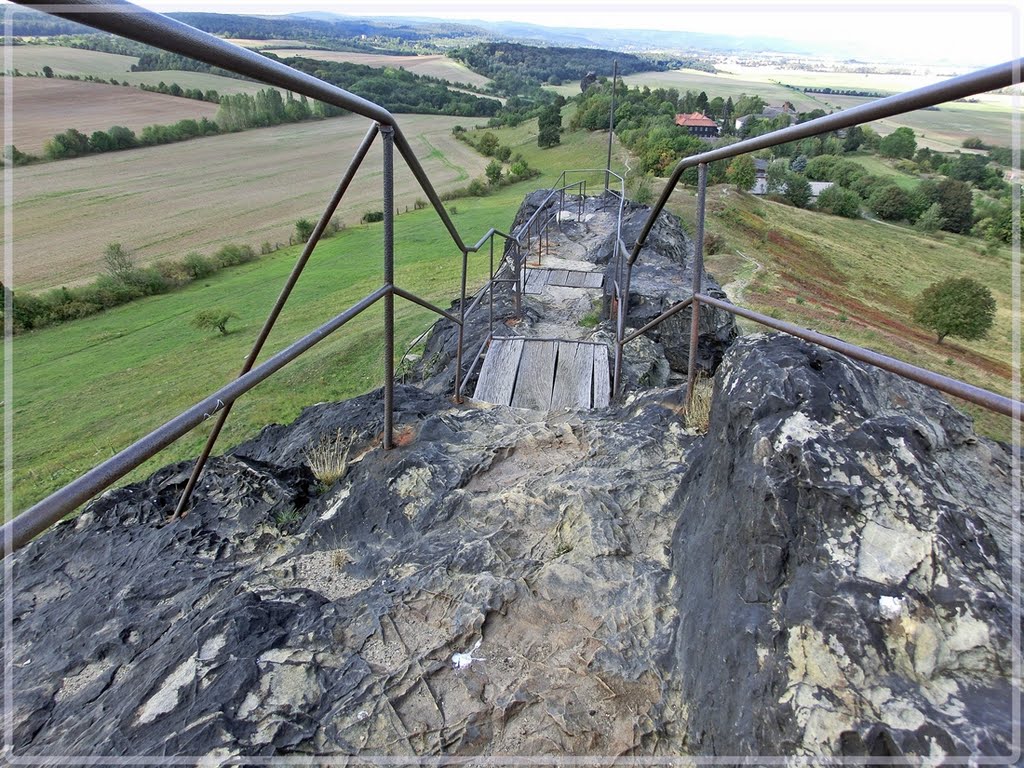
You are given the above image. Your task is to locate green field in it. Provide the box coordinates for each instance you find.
[7,44,283,95]
[845,153,921,190]
[8,183,538,514]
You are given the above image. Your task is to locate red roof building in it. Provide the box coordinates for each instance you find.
[674,112,719,137]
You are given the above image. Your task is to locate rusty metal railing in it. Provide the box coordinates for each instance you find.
[613,57,1023,424]
[1,1,549,555]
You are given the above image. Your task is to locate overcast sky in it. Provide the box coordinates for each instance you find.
[6,1,1021,67]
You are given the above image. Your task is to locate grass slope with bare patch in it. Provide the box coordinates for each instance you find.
[671,185,1015,440]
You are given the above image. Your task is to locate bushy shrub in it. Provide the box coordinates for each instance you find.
[153,259,192,287]
[466,178,489,196]
[361,211,384,224]
[815,185,861,218]
[703,231,725,255]
[183,252,217,279]
[213,244,256,267]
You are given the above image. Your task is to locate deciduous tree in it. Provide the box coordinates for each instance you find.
[913,277,995,345]
[726,155,756,192]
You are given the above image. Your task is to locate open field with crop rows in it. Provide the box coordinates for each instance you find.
[3,77,220,153]
[264,49,492,88]
[6,44,283,95]
[12,113,490,290]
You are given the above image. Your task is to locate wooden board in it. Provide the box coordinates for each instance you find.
[582,272,605,289]
[593,345,611,408]
[473,337,524,406]
[551,342,595,410]
[511,340,557,410]
[549,269,569,286]
[524,269,549,295]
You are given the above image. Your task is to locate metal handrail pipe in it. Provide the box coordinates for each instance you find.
[1,286,391,557]
[466,229,516,253]
[628,57,1024,266]
[621,296,695,345]
[12,0,397,127]
[392,285,461,325]
[513,179,589,238]
[696,293,1022,420]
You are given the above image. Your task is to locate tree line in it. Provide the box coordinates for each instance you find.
[279,55,502,117]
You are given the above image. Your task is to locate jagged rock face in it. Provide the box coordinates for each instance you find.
[669,334,1017,758]
[3,336,1015,761]
[4,384,698,759]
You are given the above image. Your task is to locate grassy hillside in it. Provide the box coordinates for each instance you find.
[668,185,1015,441]
[9,183,533,514]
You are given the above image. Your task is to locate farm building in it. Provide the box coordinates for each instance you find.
[674,111,720,137]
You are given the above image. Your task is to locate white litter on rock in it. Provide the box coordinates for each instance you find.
[451,638,484,670]
[879,595,904,620]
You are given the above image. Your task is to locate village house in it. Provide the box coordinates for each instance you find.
[674,112,720,138]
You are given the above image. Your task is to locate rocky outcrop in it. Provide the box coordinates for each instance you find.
[3,334,1016,761]
[669,334,1017,758]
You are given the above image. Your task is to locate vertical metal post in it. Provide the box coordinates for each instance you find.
[381,125,395,449]
[515,241,523,317]
[493,234,497,335]
[613,258,632,400]
[454,248,468,404]
[605,59,618,193]
[686,163,708,409]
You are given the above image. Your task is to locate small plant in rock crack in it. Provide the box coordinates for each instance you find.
[306,428,355,488]
[684,373,714,434]
[273,506,302,530]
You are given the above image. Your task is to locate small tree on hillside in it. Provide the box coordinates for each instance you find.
[192,309,239,336]
[783,172,812,208]
[726,155,755,192]
[42,65,54,78]
[879,126,917,159]
[815,185,861,219]
[765,158,789,194]
[295,217,315,243]
[913,277,995,345]
[913,202,946,233]
[485,159,503,185]
[104,242,135,284]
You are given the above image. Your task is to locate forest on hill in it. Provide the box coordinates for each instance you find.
[451,42,686,94]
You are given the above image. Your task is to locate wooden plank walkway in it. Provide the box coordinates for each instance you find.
[523,268,603,294]
[474,338,611,410]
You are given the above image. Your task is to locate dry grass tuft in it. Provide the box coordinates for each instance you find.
[306,429,355,486]
[393,425,416,447]
[684,374,715,434]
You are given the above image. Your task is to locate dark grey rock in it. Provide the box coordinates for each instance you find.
[668,333,1018,758]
